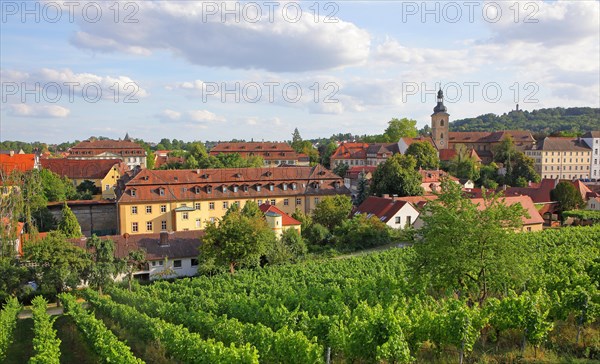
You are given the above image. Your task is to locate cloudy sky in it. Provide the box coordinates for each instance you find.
[1,0,599,143]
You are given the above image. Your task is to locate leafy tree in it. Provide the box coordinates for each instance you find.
[291,128,303,152]
[447,144,480,181]
[241,200,262,219]
[86,235,120,295]
[405,141,440,170]
[552,181,584,213]
[371,154,423,197]
[510,152,540,185]
[355,172,370,205]
[312,195,353,230]
[494,136,540,186]
[57,203,81,238]
[281,228,307,260]
[332,163,349,178]
[265,238,293,266]
[76,180,100,197]
[39,169,77,202]
[384,118,418,142]
[333,214,392,250]
[200,205,276,273]
[413,180,528,305]
[303,223,330,246]
[124,249,146,291]
[0,258,28,304]
[477,163,499,189]
[319,141,338,168]
[24,231,91,303]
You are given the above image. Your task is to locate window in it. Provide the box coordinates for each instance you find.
[526,227,532,232]
[182,212,189,220]
[173,260,182,269]
[207,186,212,193]
[283,183,288,191]
[406,216,412,226]
[159,260,164,266]
[296,198,302,205]
[146,206,152,214]
[270,199,276,205]
[209,202,215,210]
[131,189,136,197]
[209,217,216,223]
[440,120,444,126]
[223,201,229,209]
[196,218,201,228]
[159,188,165,196]
[151,261,156,267]
[292,183,297,190]
[132,222,138,232]
[105,184,110,191]
[146,221,153,231]
[243,185,249,192]
[284,199,289,206]
[195,202,201,210]
[269,184,274,191]
[314,197,320,205]
[160,205,167,213]
[161,220,167,230]
[233,186,238,192]
[395,216,401,224]
[257,199,263,205]
[131,206,138,214]
[256,185,261,192]
[191,258,199,267]
[223,186,228,193]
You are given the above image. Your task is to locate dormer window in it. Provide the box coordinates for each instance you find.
[130,189,137,197]
[223,185,228,193]
[256,185,261,192]
[207,186,212,194]
[233,186,239,193]
[159,188,165,196]
[269,184,274,191]
[194,186,200,194]
[292,183,297,190]
[243,185,249,192]
[282,183,288,191]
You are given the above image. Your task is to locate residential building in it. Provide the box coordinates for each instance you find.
[68,134,147,170]
[0,151,39,177]
[154,150,186,169]
[73,230,203,281]
[259,203,302,238]
[419,169,459,194]
[343,166,377,195]
[354,196,420,229]
[209,142,309,166]
[331,143,398,167]
[525,137,592,180]
[40,158,127,199]
[117,165,350,235]
[581,131,600,180]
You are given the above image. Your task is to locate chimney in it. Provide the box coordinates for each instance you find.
[159,231,169,246]
[9,150,14,157]
[382,194,390,199]
[528,180,532,187]
[392,194,398,201]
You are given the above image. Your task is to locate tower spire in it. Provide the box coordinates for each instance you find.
[433,87,447,113]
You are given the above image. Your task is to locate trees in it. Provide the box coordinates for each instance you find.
[333,214,393,250]
[552,181,584,213]
[405,141,440,170]
[370,154,423,197]
[355,172,370,205]
[281,228,307,260]
[86,235,120,295]
[291,128,303,151]
[332,163,349,178]
[24,232,91,303]
[311,195,353,231]
[447,144,480,181]
[413,180,528,305]
[200,205,276,273]
[58,203,81,238]
[494,136,540,186]
[319,141,338,169]
[76,180,100,199]
[124,250,146,291]
[384,118,418,142]
[39,169,77,202]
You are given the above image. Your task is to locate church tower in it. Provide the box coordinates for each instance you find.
[431,88,449,149]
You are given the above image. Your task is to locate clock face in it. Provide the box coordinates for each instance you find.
[439,140,445,146]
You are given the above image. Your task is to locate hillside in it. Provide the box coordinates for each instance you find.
[450,107,600,134]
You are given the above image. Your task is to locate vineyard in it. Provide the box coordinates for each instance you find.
[1,225,599,363]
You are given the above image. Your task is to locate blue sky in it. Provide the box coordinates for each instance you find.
[1,0,599,143]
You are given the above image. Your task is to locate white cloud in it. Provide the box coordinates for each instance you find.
[8,104,70,118]
[67,1,371,72]
[158,109,226,124]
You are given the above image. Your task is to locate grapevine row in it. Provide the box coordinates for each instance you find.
[107,286,323,364]
[83,289,259,364]
[29,296,61,364]
[0,297,21,361]
[58,293,144,364]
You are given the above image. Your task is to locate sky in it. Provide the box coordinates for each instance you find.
[1,0,599,144]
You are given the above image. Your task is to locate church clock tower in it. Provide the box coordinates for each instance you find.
[431,88,449,149]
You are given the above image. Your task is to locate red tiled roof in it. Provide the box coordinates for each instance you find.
[419,169,458,183]
[0,153,36,175]
[503,178,558,204]
[572,180,596,201]
[118,165,349,203]
[345,166,377,179]
[330,143,369,160]
[401,136,436,148]
[154,155,186,169]
[41,158,125,180]
[533,137,591,152]
[69,139,146,157]
[355,196,415,223]
[210,142,302,162]
[72,230,204,261]
[259,203,302,226]
[448,130,534,144]
[469,195,544,226]
[438,148,457,161]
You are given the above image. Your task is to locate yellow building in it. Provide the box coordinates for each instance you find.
[40,158,127,199]
[525,137,592,180]
[117,165,349,235]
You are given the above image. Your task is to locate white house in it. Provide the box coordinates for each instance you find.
[582,131,600,181]
[354,196,420,229]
